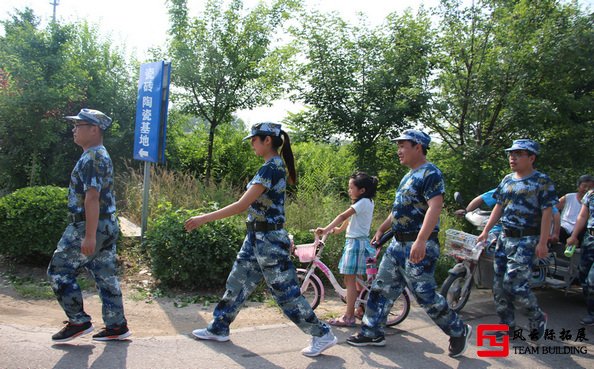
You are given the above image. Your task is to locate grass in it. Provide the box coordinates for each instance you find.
[116,164,242,225]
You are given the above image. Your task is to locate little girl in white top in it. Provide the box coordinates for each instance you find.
[316,172,378,326]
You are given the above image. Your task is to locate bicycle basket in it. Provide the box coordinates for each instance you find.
[444,229,483,261]
[294,243,317,262]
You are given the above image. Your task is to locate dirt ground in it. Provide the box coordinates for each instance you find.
[0,260,344,338]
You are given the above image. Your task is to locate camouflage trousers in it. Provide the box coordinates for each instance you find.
[47,218,127,328]
[493,234,544,326]
[579,231,594,315]
[361,239,465,339]
[208,229,329,337]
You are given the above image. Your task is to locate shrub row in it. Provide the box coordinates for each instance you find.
[0,186,68,263]
[0,186,455,287]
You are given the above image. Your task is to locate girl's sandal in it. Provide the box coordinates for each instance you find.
[327,315,356,327]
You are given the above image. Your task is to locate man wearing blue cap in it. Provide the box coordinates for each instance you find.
[347,129,472,358]
[478,139,557,341]
[47,109,130,342]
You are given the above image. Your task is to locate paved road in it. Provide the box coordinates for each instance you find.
[1,287,593,369]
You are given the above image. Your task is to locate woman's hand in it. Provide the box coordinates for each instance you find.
[184,215,207,232]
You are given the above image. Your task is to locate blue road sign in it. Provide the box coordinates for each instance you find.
[133,61,171,163]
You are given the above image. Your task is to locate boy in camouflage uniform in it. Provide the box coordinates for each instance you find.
[478,139,557,340]
[567,187,594,325]
[185,123,336,357]
[346,129,472,358]
[48,109,130,342]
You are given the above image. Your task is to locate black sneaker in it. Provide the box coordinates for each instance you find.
[449,324,472,358]
[52,321,94,343]
[529,313,547,341]
[346,332,386,347]
[92,324,131,341]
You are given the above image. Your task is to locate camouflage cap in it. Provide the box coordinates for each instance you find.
[65,108,112,130]
[505,139,540,156]
[243,122,282,140]
[392,129,431,148]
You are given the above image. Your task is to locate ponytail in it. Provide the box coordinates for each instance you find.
[280,131,297,185]
[270,131,297,185]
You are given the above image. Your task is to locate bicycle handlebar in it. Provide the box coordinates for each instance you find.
[372,229,394,249]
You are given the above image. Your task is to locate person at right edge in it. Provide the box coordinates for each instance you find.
[477,139,558,340]
[566,186,594,326]
[346,129,472,358]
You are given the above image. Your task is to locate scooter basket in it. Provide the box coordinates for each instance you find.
[444,229,483,261]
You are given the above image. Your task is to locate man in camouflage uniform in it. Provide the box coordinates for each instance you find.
[478,139,557,340]
[567,187,594,326]
[346,129,472,358]
[48,108,130,342]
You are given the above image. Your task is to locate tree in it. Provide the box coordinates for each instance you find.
[425,0,594,195]
[0,9,85,189]
[0,8,137,190]
[288,9,433,172]
[166,0,299,182]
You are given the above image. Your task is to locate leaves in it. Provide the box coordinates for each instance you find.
[289,9,433,171]
[0,186,68,262]
[145,205,244,289]
[166,0,299,181]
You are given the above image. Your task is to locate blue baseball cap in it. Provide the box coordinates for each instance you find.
[243,122,282,140]
[65,108,112,130]
[505,139,540,156]
[392,129,431,148]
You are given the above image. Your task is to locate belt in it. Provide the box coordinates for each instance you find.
[69,213,113,223]
[503,227,539,238]
[246,221,284,232]
[394,231,439,243]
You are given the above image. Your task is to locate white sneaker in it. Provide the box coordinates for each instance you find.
[301,330,338,357]
[191,328,230,342]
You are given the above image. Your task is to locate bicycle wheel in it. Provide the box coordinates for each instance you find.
[440,272,471,312]
[530,255,553,287]
[296,269,323,310]
[386,288,411,326]
[358,288,410,326]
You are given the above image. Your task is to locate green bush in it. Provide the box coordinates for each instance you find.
[0,186,68,263]
[145,204,245,290]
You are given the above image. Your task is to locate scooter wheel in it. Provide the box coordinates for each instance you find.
[441,272,471,312]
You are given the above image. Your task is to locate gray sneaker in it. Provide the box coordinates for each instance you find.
[191,328,230,342]
[301,330,338,357]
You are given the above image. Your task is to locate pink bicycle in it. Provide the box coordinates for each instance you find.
[292,231,410,326]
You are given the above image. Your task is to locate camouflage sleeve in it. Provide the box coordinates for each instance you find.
[493,175,509,205]
[582,190,594,206]
[422,167,445,201]
[249,163,275,191]
[539,175,558,209]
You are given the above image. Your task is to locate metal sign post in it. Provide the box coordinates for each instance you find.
[133,61,171,242]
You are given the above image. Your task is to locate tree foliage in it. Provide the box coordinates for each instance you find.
[288,9,433,171]
[0,8,137,191]
[166,0,299,182]
[426,0,594,195]
[165,111,262,187]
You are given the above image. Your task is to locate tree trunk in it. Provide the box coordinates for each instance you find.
[205,122,217,184]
